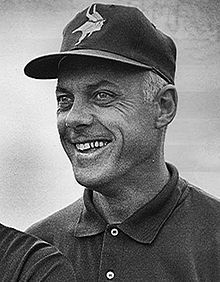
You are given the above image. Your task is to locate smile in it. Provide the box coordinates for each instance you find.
[75,140,110,152]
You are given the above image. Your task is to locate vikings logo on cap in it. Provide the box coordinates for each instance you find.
[72,4,105,45]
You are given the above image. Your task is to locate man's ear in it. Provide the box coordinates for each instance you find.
[154,85,178,129]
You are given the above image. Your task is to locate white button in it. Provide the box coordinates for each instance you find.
[106,271,115,280]
[111,228,118,236]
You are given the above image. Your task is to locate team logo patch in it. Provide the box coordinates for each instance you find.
[72,4,105,45]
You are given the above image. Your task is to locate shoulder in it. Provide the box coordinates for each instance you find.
[187,181,220,210]
[0,223,76,281]
[26,197,84,243]
[180,179,220,226]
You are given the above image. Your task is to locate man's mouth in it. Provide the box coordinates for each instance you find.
[75,140,111,153]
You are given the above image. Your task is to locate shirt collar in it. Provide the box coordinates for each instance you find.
[75,188,106,237]
[75,163,186,244]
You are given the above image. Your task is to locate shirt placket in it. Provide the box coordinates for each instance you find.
[98,224,124,281]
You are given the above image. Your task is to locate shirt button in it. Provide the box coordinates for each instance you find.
[106,271,115,280]
[111,228,119,236]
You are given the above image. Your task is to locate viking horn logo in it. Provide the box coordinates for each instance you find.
[72,4,105,45]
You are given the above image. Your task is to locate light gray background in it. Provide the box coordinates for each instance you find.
[0,0,220,230]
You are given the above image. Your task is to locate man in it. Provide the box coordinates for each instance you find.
[24,3,220,281]
[0,223,76,281]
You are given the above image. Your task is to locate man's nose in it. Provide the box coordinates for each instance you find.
[65,101,94,131]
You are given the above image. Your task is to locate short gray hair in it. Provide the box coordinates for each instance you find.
[142,71,167,102]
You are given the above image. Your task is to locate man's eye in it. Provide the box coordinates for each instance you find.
[57,96,73,110]
[94,92,115,103]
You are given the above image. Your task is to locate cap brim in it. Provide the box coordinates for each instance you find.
[24,49,153,79]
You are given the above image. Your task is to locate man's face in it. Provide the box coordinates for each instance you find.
[56,57,160,194]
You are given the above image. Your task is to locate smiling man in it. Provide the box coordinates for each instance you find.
[24,3,220,281]
[56,57,170,213]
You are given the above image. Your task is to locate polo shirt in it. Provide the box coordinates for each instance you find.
[0,224,76,281]
[26,164,220,281]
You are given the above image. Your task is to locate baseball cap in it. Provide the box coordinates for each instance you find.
[24,3,177,84]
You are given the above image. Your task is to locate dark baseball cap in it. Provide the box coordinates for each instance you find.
[24,3,177,84]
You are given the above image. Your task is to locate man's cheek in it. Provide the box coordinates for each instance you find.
[57,117,66,136]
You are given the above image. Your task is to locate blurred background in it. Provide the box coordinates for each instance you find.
[0,0,220,231]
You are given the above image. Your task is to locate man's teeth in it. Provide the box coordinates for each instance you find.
[75,141,108,151]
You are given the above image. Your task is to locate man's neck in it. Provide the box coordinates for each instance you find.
[92,161,170,224]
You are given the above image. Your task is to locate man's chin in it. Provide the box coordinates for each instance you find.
[73,169,112,191]
[74,170,98,187]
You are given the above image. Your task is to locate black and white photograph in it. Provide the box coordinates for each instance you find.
[0,0,220,280]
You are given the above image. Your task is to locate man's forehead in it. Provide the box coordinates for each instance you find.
[57,59,145,93]
[56,79,119,92]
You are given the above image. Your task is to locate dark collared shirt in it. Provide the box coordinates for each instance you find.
[27,164,220,281]
[0,224,76,281]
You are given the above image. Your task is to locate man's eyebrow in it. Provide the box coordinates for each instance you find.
[55,80,118,94]
[86,80,118,91]
[55,86,72,94]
